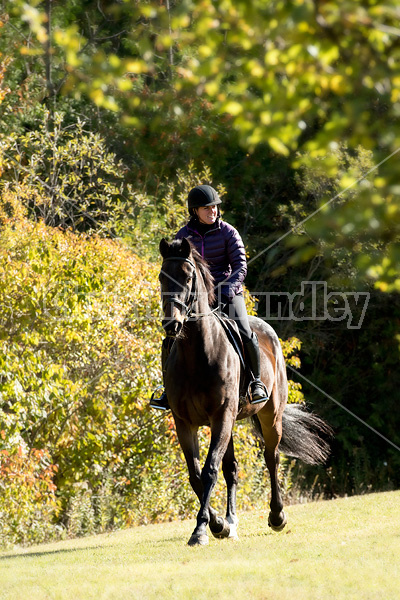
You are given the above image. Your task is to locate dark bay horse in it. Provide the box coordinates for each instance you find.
[159,237,331,546]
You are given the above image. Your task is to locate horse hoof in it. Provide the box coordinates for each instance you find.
[211,518,231,539]
[188,533,209,546]
[227,515,239,540]
[268,511,287,532]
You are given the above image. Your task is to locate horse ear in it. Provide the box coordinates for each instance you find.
[181,237,191,258]
[159,238,170,258]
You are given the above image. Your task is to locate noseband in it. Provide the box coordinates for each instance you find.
[161,257,198,320]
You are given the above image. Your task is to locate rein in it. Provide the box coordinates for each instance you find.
[161,256,217,320]
[189,306,219,318]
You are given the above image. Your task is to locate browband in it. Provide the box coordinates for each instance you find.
[162,257,196,270]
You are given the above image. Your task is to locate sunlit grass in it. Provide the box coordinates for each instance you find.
[0,491,399,600]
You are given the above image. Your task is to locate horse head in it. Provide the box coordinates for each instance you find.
[159,238,198,337]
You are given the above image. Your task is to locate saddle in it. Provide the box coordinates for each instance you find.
[213,311,250,405]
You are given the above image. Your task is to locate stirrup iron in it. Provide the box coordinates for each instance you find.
[248,379,269,405]
[150,386,170,411]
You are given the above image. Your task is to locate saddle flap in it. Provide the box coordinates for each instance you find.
[214,312,246,370]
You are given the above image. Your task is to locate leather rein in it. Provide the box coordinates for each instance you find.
[161,256,217,320]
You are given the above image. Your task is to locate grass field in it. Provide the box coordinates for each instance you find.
[0,490,399,600]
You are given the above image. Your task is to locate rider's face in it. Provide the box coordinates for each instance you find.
[196,205,218,225]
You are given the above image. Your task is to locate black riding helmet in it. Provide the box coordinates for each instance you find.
[188,185,222,217]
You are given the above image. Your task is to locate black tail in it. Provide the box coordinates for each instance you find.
[253,403,333,465]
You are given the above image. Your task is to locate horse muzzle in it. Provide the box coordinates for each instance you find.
[162,318,183,337]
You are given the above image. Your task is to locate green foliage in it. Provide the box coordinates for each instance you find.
[301,289,400,496]
[0,216,163,540]
[245,142,400,497]
[0,110,128,232]
[280,337,305,405]
[0,181,27,226]
[0,443,60,547]
[0,57,10,105]
[7,0,399,287]
[290,144,399,292]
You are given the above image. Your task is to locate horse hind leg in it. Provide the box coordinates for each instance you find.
[258,412,287,532]
[265,446,287,532]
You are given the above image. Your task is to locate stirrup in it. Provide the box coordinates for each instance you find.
[150,386,170,411]
[248,379,269,405]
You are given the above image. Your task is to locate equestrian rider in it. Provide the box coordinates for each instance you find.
[150,184,268,410]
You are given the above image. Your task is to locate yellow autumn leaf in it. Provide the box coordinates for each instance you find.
[222,101,243,116]
[268,137,289,156]
[125,60,147,74]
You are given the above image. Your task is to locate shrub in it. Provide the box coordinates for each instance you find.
[0,441,60,547]
[0,216,164,539]
[0,110,129,233]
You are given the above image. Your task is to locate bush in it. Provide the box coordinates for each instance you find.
[0,110,129,233]
[0,215,164,540]
[0,441,60,547]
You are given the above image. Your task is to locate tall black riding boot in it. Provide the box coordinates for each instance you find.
[150,338,172,410]
[243,332,269,405]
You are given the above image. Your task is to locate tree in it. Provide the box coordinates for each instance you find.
[5,0,399,289]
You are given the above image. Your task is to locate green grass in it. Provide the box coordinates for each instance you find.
[1,491,399,600]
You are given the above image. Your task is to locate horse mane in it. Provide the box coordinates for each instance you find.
[191,246,216,307]
[166,238,216,307]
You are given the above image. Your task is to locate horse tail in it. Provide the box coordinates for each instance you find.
[280,404,332,464]
[252,404,333,465]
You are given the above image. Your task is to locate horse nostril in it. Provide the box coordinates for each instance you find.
[162,319,172,331]
[162,319,183,336]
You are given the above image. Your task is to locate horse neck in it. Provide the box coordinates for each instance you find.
[192,262,214,318]
[183,265,217,348]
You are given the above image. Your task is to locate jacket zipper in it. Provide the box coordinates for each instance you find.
[187,225,219,259]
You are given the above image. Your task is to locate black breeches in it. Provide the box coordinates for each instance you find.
[222,294,252,342]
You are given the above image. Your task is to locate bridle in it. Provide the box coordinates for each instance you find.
[161,256,198,320]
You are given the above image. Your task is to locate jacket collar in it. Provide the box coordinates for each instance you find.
[187,217,221,236]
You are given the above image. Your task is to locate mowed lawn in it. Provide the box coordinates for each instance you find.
[0,490,399,600]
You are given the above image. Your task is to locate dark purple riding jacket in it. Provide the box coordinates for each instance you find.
[175,217,247,301]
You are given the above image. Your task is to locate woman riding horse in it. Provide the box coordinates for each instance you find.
[152,234,331,545]
[150,184,268,409]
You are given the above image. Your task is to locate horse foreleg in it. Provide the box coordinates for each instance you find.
[173,416,222,544]
[189,414,233,546]
[174,418,203,496]
[208,434,238,541]
[220,434,239,539]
